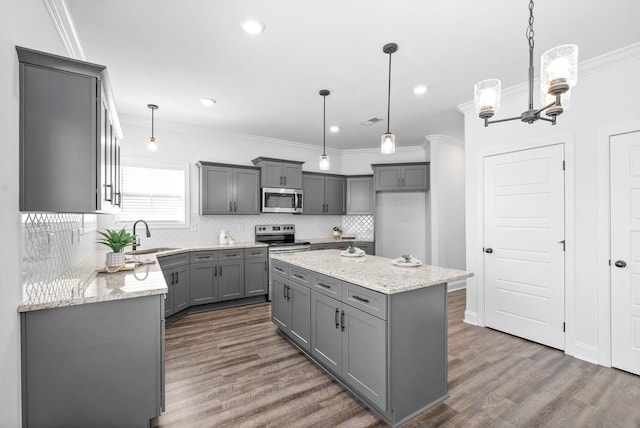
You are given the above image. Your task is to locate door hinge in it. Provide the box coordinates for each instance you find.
[562,160,565,170]
[563,322,566,332]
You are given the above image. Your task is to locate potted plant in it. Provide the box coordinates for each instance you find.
[332,226,343,240]
[97,228,136,268]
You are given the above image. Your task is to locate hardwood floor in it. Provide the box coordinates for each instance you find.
[152,290,640,427]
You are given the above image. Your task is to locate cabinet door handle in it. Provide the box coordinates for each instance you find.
[340,310,345,331]
[104,184,113,202]
[229,201,233,212]
[352,295,370,303]
[214,265,217,277]
[335,308,340,329]
[317,282,331,289]
[234,201,237,212]
[175,272,179,283]
[283,284,287,300]
[402,177,405,187]
[264,261,267,271]
[284,176,287,186]
[280,176,283,185]
[171,272,175,285]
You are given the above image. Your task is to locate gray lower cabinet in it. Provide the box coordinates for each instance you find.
[21,295,164,427]
[271,270,311,351]
[372,162,430,192]
[188,249,246,305]
[272,260,447,426]
[302,172,346,215]
[244,257,268,296]
[158,253,190,317]
[197,162,260,215]
[347,175,374,214]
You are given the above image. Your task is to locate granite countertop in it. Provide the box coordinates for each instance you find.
[19,241,268,313]
[271,250,472,295]
[303,237,375,244]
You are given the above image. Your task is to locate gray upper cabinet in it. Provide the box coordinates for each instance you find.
[252,157,304,189]
[197,161,260,215]
[372,162,430,192]
[17,46,122,213]
[302,172,346,215]
[346,176,374,214]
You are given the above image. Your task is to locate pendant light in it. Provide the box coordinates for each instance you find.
[474,0,577,127]
[381,43,398,154]
[319,89,330,171]
[147,104,159,152]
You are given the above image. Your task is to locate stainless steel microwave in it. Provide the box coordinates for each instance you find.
[261,187,303,213]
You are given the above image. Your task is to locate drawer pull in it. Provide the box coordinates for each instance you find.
[352,295,370,303]
[250,251,263,255]
[196,256,212,260]
[317,282,331,289]
[292,274,305,280]
[274,267,284,273]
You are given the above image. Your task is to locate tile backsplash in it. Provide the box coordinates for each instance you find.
[21,212,374,297]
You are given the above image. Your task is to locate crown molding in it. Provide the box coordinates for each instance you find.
[42,0,85,60]
[457,42,640,114]
[424,134,463,147]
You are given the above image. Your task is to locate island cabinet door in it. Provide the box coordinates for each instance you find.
[244,258,268,296]
[272,276,290,330]
[341,305,387,411]
[310,291,342,376]
[288,281,311,351]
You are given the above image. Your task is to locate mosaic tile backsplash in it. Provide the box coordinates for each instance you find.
[21,212,374,295]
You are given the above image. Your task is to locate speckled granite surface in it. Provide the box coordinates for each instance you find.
[271,250,473,295]
[19,241,268,312]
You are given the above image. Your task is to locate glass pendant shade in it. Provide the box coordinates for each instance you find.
[147,136,158,152]
[541,44,578,95]
[381,132,396,154]
[474,79,501,119]
[319,154,330,170]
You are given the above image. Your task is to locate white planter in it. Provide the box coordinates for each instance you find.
[105,251,125,268]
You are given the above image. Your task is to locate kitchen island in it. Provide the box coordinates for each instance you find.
[270,250,472,427]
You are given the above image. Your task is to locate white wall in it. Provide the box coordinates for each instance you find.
[0,2,66,426]
[460,43,640,364]
[427,135,466,286]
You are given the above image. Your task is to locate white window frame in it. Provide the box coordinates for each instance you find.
[115,157,190,229]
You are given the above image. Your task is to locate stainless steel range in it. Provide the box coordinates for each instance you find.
[255,224,310,300]
[255,224,310,253]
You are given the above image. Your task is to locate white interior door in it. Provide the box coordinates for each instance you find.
[484,144,565,350]
[610,131,640,375]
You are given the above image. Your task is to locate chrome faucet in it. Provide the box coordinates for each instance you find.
[132,220,151,251]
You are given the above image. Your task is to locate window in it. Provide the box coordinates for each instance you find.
[116,159,188,227]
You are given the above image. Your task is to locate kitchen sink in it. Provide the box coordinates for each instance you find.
[125,247,178,255]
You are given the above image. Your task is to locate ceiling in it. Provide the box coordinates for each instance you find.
[65,0,640,150]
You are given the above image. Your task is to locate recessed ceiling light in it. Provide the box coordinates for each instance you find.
[241,19,265,35]
[200,98,216,107]
[329,125,340,133]
[413,85,428,95]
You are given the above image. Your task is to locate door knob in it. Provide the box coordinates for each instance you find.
[484,248,493,254]
[614,260,627,268]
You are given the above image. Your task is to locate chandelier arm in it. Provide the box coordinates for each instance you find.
[539,117,555,123]
[485,115,522,127]
[533,101,558,115]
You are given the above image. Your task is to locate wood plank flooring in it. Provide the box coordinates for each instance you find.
[152,290,640,427]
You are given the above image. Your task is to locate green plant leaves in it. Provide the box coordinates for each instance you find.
[97,228,136,253]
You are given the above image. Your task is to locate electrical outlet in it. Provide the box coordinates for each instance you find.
[191,223,198,232]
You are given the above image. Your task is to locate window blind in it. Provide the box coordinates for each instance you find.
[117,165,186,224]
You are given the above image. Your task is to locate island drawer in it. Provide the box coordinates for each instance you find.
[245,248,268,259]
[290,266,312,287]
[312,273,343,299]
[219,249,244,260]
[271,259,289,278]
[189,251,219,264]
[343,283,387,320]
[157,253,189,269]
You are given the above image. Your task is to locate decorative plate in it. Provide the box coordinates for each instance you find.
[392,257,422,267]
[341,248,365,257]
